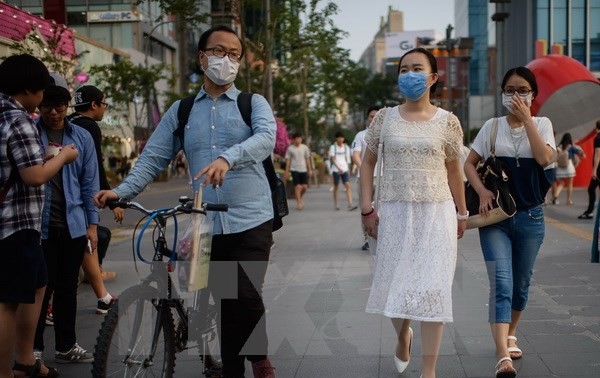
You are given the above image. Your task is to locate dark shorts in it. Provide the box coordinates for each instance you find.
[0,229,48,303]
[291,171,308,186]
[332,171,350,186]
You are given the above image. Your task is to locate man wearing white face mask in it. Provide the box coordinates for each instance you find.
[94,25,277,378]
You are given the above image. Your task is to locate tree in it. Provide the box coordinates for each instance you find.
[3,26,87,85]
[269,0,357,147]
[88,59,170,131]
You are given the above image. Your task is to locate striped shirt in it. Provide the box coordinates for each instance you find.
[0,93,45,240]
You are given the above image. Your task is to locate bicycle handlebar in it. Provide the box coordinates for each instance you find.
[105,197,228,215]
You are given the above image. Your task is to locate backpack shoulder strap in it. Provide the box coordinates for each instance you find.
[173,95,196,150]
[236,92,254,128]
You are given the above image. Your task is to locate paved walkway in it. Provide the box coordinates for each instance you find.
[43,178,600,377]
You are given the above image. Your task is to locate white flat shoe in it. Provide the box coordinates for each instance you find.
[394,327,413,373]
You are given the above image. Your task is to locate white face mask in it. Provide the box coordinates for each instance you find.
[502,93,532,114]
[202,55,239,86]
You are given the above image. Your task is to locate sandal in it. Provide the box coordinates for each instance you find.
[507,335,523,360]
[13,359,59,378]
[495,356,516,378]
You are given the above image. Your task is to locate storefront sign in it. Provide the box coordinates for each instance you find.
[385,30,436,59]
[87,11,142,23]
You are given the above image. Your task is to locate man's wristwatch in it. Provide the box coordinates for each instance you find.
[457,211,469,221]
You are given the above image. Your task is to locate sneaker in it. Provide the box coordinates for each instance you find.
[55,343,94,363]
[348,204,358,211]
[578,212,593,219]
[361,241,370,251]
[45,305,54,326]
[251,358,275,378]
[96,296,118,315]
[34,350,43,361]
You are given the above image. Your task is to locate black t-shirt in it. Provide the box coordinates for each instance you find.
[67,113,111,190]
[45,127,68,229]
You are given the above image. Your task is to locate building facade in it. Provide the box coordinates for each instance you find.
[358,7,404,74]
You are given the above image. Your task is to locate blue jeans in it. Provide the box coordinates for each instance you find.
[478,205,545,323]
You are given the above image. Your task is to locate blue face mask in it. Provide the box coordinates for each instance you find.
[397,72,430,101]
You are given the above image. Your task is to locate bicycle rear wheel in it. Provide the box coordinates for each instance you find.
[92,284,176,377]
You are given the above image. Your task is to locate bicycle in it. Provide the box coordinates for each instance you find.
[91,196,228,378]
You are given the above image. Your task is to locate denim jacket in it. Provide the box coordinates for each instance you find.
[114,85,276,234]
[39,119,99,239]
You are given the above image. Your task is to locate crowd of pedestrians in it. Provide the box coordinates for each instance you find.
[1,25,599,378]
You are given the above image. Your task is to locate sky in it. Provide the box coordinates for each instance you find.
[330,0,455,62]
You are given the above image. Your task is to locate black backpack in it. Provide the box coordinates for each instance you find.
[173,92,288,231]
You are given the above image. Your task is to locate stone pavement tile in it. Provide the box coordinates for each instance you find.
[533,268,590,286]
[270,339,311,360]
[540,352,600,376]
[526,333,600,354]
[378,355,464,378]
[542,284,599,296]
[295,356,379,378]
[450,335,496,356]
[323,290,371,312]
[570,305,600,317]
[314,311,382,341]
[516,319,588,334]
[267,311,323,341]
[266,290,333,312]
[304,337,380,357]
[519,306,572,320]
[550,294,600,306]
[268,358,303,378]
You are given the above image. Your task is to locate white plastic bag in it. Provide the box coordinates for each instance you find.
[177,191,213,292]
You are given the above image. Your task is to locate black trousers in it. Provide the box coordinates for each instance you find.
[34,227,86,352]
[209,221,272,378]
[585,177,600,214]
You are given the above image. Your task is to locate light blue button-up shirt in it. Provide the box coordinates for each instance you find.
[114,85,276,234]
[39,119,99,239]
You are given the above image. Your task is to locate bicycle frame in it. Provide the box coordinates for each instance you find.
[94,197,227,377]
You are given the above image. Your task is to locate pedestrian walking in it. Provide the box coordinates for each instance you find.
[68,85,120,314]
[578,119,600,219]
[94,25,277,378]
[552,132,584,205]
[464,66,556,378]
[33,73,99,365]
[360,48,467,378]
[351,105,381,250]
[329,132,357,211]
[284,132,312,210]
[0,54,78,378]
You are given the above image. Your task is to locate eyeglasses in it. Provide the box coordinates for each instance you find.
[204,47,242,63]
[100,102,109,109]
[39,103,68,113]
[502,89,532,97]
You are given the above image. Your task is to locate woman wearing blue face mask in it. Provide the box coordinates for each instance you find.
[360,48,467,378]
[464,67,556,378]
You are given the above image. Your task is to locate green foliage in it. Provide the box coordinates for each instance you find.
[3,26,87,85]
[136,0,209,25]
[88,59,168,111]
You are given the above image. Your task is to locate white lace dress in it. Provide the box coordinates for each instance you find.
[364,106,463,322]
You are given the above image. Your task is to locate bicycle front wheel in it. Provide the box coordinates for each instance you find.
[92,284,176,377]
